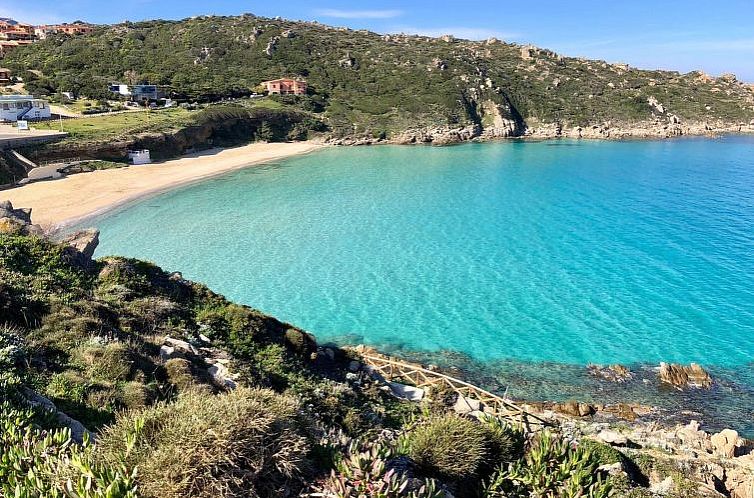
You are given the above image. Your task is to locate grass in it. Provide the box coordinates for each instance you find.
[33,108,196,143]
[97,387,309,498]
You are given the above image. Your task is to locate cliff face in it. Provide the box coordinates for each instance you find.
[5,14,754,141]
[21,107,325,163]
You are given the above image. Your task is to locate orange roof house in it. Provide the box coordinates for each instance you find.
[0,40,33,57]
[261,78,307,96]
[35,22,94,39]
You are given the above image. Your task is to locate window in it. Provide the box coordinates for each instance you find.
[2,103,8,110]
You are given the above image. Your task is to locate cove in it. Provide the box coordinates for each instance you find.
[91,137,754,369]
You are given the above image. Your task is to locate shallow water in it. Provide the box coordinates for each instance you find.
[90,136,754,430]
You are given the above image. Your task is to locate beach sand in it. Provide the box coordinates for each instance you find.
[2,141,325,229]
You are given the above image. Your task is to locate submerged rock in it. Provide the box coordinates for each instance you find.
[587,363,633,383]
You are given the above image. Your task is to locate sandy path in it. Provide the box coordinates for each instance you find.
[2,141,326,229]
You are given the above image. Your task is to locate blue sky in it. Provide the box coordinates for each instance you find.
[2,0,753,81]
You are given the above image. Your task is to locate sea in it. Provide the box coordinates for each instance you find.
[88,136,754,433]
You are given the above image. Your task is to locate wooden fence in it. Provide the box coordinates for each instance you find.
[357,351,550,430]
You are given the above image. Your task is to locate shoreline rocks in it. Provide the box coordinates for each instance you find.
[659,362,713,389]
[328,119,754,147]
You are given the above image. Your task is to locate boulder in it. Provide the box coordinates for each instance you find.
[59,228,100,268]
[726,467,754,498]
[22,388,94,444]
[659,362,713,389]
[208,363,238,390]
[676,420,713,453]
[59,228,100,259]
[711,429,741,458]
[554,400,595,417]
[0,201,42,235]
[387,381,424,402]
[454,395,482,415]
[597,430,631,447]
[164,336,198,355]
[159,345,177,361]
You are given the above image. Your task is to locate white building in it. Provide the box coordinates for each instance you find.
[128,149,151,165]
[108,83,159,101]
[0,95,51,122]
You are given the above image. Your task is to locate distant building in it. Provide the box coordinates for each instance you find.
[0,28,35,41]
[0,95,51,122]
[261,78,307,96]
[0,40,33,57]
[0,68,10,84]
[109,83,160,101]
[35,22,94,39]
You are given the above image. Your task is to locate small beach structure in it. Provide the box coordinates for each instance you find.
[0,95,51,122]
[128,150,151,165]
[261,78,307,96]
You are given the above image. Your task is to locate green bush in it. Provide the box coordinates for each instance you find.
[324,439,444,497]
[97,387,309,498]
[579,438,626,466]
[74,340,133,383]
[0,401,138,497]
[407,414,488,480]
[0,234,92,326]
[484,431,613,498]
[480,415,526,468]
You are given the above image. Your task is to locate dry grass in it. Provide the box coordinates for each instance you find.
[97,387,309,498]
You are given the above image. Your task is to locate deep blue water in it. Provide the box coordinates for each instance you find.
[88,136,754,431]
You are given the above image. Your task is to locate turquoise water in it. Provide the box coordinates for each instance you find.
[92,137,754,369]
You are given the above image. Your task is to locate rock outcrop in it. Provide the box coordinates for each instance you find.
[389,124,481,145]
[0,200,42,235]
[21,387,94,443]
[659,362,713,389]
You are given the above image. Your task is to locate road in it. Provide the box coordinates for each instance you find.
[0,124,67,149]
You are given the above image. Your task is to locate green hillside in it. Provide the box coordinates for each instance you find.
[4,14,754,138]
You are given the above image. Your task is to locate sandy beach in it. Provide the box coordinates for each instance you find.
[2,141,325,229]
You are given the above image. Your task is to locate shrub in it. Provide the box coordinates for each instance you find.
[480,415,525,468]
[74,340,133,383]
[164,357,198,390]
[579,439,626,466]
[407,414,487,480]
[97,387,309,498]
[0,324,23,391]
[324,439,444,498]
[119,381,151,409]
[0,401,138,497]
[484,431,613,498]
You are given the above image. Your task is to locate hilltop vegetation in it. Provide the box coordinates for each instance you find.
[4,14,754,139]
